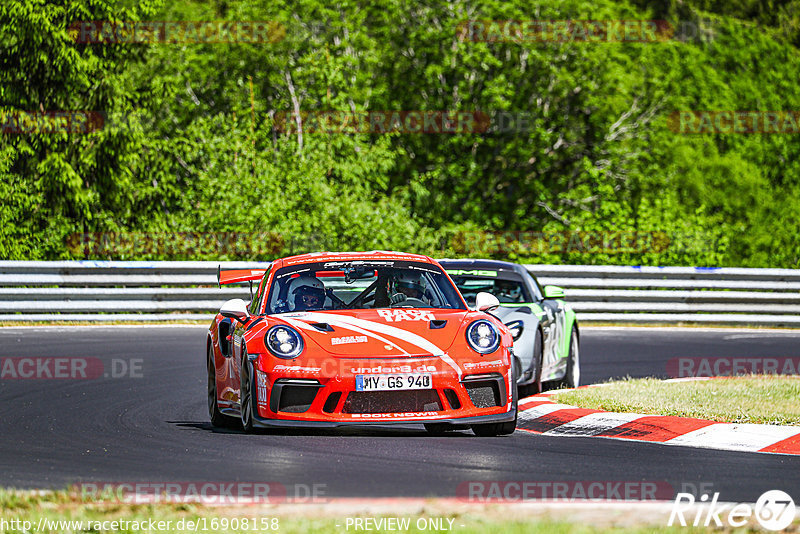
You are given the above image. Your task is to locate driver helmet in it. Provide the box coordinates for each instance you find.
[289,275,325,311]
[496,280,522,301]
[394,271,425,300]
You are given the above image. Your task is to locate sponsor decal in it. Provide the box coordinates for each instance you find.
[463,359,504,369]
[272,365,322,373]
[542,308,566,366]
[350,411,438,419]
[256,370,269,407]
[331,335,368,346]
[376,309,435,322]
[350,364,437,374]
[322,260,395,268]
[446,269,499,277]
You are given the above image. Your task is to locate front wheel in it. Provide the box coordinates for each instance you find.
[472,363,517,436]
[208,346,237,428]
[558,327,580,389]
[240,358,256,433]
[471,413,517,437]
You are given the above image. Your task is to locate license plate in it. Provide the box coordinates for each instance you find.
[355,373,432,391]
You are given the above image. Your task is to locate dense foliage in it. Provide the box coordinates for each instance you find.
[2,0,799,267]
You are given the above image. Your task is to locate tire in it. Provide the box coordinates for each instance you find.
[519,328,543,398]
[471,362,518,436]
[471,412,517,437]
[207,345,237,429]
[564,327,580,388]
[556,326,580,389]
[240,356,256,433]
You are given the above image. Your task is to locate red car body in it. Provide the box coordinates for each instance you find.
[206,251,517,435]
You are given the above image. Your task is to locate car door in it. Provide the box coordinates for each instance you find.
[526,272,562,379]
[232,274,268,406]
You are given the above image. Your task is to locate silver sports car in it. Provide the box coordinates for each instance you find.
[440,259,580,395]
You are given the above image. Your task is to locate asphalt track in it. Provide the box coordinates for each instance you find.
[1,326,799,502]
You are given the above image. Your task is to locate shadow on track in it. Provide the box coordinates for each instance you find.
[168,421,478,438]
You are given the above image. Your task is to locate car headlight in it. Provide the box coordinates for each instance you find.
[466,320,500,354]
[505,320,524,341]
[265,325,304,359]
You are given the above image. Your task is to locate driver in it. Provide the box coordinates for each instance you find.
[390,272,429,305]
[289,275,326,311]
[495,280,523,302]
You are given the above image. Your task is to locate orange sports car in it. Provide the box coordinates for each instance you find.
[206,251,517,436]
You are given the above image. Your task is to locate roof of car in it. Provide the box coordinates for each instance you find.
[437,258,529,275]
[276,251,437,268]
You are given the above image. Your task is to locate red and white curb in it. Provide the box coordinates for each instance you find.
[517,380,800,456]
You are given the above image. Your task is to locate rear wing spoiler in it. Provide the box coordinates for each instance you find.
[217,267,269,286]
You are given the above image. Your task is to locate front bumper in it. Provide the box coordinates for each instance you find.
[250,408,516,429]
[251,356,515,427]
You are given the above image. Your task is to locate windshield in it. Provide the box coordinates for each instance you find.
[447,274,532,306]
[265,260,466,314]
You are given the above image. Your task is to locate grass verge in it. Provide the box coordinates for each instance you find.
[0,489,716,533]
[551,376,800,426]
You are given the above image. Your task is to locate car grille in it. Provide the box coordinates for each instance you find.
[342,390,443,414]
[269,379,322,413]
[462,373,504,408]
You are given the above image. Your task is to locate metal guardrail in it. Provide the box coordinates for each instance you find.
[0,261,798,325]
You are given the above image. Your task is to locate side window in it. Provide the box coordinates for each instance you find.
[528,272,544,301]
[249,269,270,315]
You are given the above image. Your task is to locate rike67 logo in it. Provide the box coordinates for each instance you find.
[669,490,796,531]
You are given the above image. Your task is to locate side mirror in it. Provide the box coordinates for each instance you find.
[475,292,500,312]
[220,298,250,323]
[543,285,565,299]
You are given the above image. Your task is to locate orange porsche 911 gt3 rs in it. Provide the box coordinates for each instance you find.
[207,251,517,436]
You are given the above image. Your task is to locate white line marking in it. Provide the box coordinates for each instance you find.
[723,333,800,340]
[543,412,646,436]
[518,403,578,422]
[666,423,800,452]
